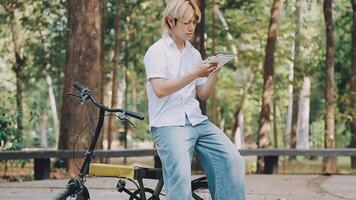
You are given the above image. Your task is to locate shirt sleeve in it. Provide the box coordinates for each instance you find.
[196,76,207,86]
[143,46,168,80]
[194,50,207,86]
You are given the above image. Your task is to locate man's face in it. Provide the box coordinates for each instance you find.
[170,16,198,41]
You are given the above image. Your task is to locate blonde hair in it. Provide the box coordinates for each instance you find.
[162,0,201,37]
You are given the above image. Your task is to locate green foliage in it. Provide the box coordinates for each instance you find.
[310,119,324,149]
[0,107,21,150]
[0,0,66,149]
[0,0,355,149]
[334,1,353,133]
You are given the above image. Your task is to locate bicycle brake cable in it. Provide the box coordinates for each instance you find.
[71,113,116,170]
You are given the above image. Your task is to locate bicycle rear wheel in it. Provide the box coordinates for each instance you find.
[191,176,212,200]
[129,187,160,200]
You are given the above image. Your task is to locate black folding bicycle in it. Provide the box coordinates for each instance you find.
[52,83,211,200]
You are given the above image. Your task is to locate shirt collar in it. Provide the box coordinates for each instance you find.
[163,36,192,50]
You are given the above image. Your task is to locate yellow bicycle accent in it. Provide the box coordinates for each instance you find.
[89,163,135,179]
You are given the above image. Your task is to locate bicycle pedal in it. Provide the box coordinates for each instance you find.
[116,179,126,192]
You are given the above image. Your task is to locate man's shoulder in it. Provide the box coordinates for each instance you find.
[144,38,166,62]
[148,38,165,50]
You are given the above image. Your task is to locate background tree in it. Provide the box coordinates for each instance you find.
[58,0,104,175]
[194,0,207,115]
[1,1,25,143]
[323,0,336,173]
[107,0,121,151]
[257,0,282,173]
[289,0,302,155]
[210,0,218,124]
[350,0,356,168]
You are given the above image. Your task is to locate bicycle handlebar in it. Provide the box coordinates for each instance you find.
[72,83,145,120]
[73,83,84,91]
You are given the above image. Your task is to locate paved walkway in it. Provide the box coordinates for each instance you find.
[0,174,355,200]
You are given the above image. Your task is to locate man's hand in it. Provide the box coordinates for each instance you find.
[195,60,220,101]
[194,61,218,78]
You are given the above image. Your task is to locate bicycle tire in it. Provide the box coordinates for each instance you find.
[52,183,89,200]
[75,186,90,200]
[192,177,211,200]
[52,188,73,200]
[128,187,159,200]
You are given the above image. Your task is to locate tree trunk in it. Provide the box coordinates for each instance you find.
[231,64,258,146]
[46,75,60,147]
[194,0,206,58]
[11,18,25,141]
[232,109,244,149]
[97,0,107,152]
[289,0,302,157]
[214,6,238,63]
[286,62,294,148]
[219,108,225,131]
[123,38,129,164]
[191,0,206,172]
[124,36,129,147]
[59,0,104,176]
[273,96,278,148]
[296,77,310,149]
[257,0,282,173]
[290,92,299,153]
[39,112,48,148]
[194,0,206,115]
[214,5,247,141]
[210,0,217,124]
[107,0,121,151]
[323,0,336,173]
[132,73,137,112]
[349,0,356,169]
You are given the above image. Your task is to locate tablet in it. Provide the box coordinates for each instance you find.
[207,54,235,70]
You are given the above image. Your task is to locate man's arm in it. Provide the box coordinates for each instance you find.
[196,68,220,101]
[150,62,217,98]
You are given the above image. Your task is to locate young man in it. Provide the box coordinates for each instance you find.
[143,0,245,199]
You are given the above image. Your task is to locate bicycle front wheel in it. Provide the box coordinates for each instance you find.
[192,176,211,200]
[52,187,73,200]
[52,186,90,200]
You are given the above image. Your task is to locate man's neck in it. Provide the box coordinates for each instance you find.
[170,34,185,50]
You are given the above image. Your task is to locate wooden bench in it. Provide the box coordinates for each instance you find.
[1,148,355,180]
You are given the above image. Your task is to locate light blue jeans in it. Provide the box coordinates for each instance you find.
[151,118,246,200]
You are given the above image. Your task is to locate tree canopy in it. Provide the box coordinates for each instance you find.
[0,0,355,161]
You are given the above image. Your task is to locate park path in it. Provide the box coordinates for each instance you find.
[0,174,355,199]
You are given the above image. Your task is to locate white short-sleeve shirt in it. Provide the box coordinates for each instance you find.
[143,36,208,128]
